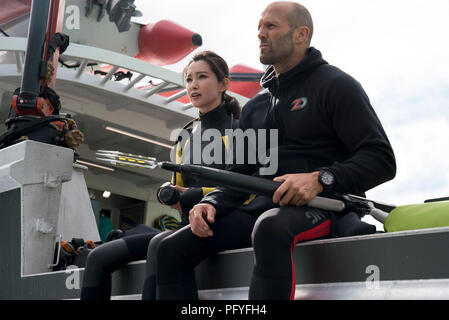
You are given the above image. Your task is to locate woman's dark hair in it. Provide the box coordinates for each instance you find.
[183,50,241,119]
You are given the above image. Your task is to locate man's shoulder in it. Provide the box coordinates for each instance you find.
[242,89,271,112]
[315,63,353,79]
[239,89,271,128]
[315,64,360,87]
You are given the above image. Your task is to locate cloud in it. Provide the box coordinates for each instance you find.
[367,116,449,205]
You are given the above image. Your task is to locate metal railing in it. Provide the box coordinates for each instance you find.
[0,37,249,109]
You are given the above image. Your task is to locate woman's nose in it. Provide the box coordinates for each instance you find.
[191,79,199,89]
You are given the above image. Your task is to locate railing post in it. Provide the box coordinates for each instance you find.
[145,81,170,98]
[164,89,187,104]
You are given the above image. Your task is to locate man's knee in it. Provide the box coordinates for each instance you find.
[251,208,288,246]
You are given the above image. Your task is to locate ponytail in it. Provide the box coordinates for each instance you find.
[223,93,241,119]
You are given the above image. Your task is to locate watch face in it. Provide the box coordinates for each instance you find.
[321,171,334,186]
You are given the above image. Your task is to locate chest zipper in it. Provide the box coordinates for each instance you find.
[265,77,284,141]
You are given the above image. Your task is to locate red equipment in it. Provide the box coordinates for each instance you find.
[11,0,66,118]
[135,20,203,66]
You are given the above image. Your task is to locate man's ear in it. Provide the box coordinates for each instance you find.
[294,26,310,45]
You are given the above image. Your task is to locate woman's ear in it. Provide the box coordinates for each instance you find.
[220,77,230,93]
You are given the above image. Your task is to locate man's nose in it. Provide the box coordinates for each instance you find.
[258,27,266,41]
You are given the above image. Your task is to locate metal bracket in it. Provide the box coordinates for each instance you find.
[48,233,62,269]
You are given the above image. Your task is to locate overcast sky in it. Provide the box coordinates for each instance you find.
[134,0,449,211]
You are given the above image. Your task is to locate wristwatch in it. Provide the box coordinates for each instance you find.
[318,169,335,193]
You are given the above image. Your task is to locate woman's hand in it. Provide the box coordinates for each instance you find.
[169,185,188,213]
[170,202,182,213]
[172,185,188,194]
[189,203,216,237]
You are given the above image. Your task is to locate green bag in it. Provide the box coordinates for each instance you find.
[384,200,449,232]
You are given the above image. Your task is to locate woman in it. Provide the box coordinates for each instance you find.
[80,51,240,300]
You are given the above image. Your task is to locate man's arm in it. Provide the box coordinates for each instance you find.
[323,74,396,195]
[272,73,396,207]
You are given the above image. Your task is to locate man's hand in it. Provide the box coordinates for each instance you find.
[189,203,216,238]
[272,172,323,207]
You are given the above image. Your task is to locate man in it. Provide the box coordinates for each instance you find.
[154,1,396,300]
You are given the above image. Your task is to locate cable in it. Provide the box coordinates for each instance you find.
[0,28,10,37]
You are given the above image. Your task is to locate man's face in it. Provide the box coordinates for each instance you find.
[258,5,294,66]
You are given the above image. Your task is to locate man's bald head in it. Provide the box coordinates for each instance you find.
[264,1,314,46]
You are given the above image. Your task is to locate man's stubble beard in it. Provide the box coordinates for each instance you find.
[259,29,295,66]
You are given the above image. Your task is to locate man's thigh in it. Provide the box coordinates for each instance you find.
[254,206,332,243]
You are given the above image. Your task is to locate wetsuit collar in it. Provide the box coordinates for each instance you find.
[199,101,229,128]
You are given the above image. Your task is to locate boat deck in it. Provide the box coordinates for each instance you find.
[2,184,449,300]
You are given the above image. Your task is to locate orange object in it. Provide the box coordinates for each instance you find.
[86,240,96,249]
[229,65,263,98]
[135,20,202,66]
[61,241,73,253]
[11,95,55,117]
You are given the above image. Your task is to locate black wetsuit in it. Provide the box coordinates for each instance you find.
[80,102,237,300]
[153,47,396,300]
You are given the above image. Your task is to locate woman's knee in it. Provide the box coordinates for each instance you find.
[147,231,172,260]
[85,245,108,270]
[155,232,185,266]
[144,231,172,279]
[155,226,200,271]
[85,239,128,272]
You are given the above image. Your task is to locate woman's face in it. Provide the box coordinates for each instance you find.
[185,60,228,113]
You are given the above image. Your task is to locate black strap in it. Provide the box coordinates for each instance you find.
[0,115,68,148]
[11,86,62,115]
[48,32,70,57]
[39,86,61,114]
